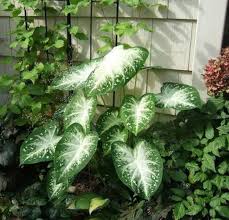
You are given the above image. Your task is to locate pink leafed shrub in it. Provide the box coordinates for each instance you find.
[204,47,229,96]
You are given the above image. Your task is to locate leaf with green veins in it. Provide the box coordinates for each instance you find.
[46,167,68,200]
[20,121,62,165]
[55,123,98,183]
[85,45,148,96]
[89,197,109,214]
[186,204,202,216]
[112,140,163,200]
[96,108,123,135]
[51,58,101,91]
[155,82,202,110]
[101,126,128,155]
[54,39,65,48]
[173,202,186,220]
[120,94,155,135]
[201,153,216,172]
[63,90,97,131]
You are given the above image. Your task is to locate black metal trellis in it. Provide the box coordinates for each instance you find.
[24,7,29,53]
[66,0,73,65]
[44,2,49,61]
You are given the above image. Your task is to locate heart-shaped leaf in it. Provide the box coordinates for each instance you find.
[55,123,98,183]
[85,45,148,96]
[51,58,101,91]
[112,140,163,200]
[155,82,202,110]
[101,126,128,155]
[120,94,156,136]
[64,90,97,131]
[46,167,68,200]
[20,121,62,165]
[96,108,122,135]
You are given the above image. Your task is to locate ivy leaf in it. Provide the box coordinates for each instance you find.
[112,140,163,200]
[54,39,65,48]
[120,94,155,136]
[51,58,101,91]
[55,123,98,183]
[173,202,186,220]
[85,45,148,96]
[201,153,216,172]
[75,32,88,40]
[20,121,62,165]
[101,126,128,155]
[218,161,228,174]
[155,82,202,110]
[64,90,97,131]
[46,168,68,200]
[96,108,123,135]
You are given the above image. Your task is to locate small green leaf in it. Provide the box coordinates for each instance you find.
[202,153,216,172]
[54,39,65,48]
[0,105,7,118]
[205,122,214,139]
[89,197,109,214]
[215,206,229,219]
[173,202,186,220]
[218,161,228,174]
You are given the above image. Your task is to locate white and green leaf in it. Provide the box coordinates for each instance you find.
[55,123,98,183]
[120,94,155,136]
[112,140,163,200]
[64,90,97,131]
[20,121,62,165]
[96,108,122,135]
[155,82,202,110]
[46,167,68,200]
[51,58,101,91]
[85,45,149,96]
[101,126,128,155]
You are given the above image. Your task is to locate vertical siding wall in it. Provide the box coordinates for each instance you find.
[0,0,200,118]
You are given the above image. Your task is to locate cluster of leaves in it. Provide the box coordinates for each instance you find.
[144,96,229,220]
[204,47,229,96]
[13,43,201,220]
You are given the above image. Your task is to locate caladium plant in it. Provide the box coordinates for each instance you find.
[20,45,202,201]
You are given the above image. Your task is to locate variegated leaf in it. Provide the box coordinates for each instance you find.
[101,126,128,155]
[55,123,98,183]
[51,58,101,91]
[155,82,202,110]
[64,90,97,131]
[85,45,149,96]
[96,108,122,135]
[120,94,156,136]
[20,121,62,165]
[46,167,68,200]
[112,140,163,200]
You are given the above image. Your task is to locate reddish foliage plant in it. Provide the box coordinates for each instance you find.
[204,47,229,96]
